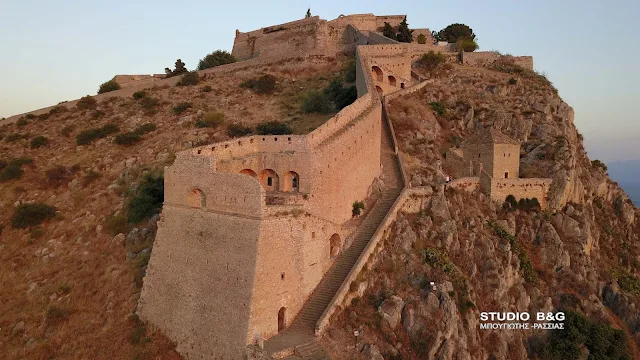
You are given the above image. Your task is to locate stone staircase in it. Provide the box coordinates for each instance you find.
[263,101,404,359]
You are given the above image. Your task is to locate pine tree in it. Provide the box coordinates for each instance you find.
[173,59,187,75]
[396,17,413,43]
[305,8,311,18]
[382,22,396,40]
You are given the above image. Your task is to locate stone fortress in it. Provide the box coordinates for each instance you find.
[57,12,552,359]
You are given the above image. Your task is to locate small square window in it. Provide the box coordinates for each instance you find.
[281,272,285,280]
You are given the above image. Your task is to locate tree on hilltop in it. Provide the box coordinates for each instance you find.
[197,50,236,71]
[165,59,188,78]
[433,23,478,51]
[305,8,311,18]
[382,22,396,40]
[396,17,413,43]
[97,79,121,94]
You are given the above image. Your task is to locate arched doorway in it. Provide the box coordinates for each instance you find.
[371,66,383,82]
[278,307,286,332]
[239,169,257,178]
[330,234,342,258]
[375,86,383,95]
[283,171,300,192]
[388,75,397,87]
[259,169,279,191]
[188,189,206,208]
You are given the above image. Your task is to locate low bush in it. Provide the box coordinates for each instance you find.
[177,71,199,86]
[197,50,235,70]
[30,227,45,239]
[46,166,71,187]
[83,170,100,186]
[76,124,119,145]
[126,172,164,223]
[104,214,129,236]
[172,102,192,114]
[352,201,365,216]
[133,123,157,135]
[226,123,252,138]
[201,85,213,93]
[455,37,478,52]
[591,159,608,171]
[132,91,147,100]
[30,136,49,149]
[324,79,357,110]
[114,132,142,145]
[98,79,121,94]
[11,203,57,229]
[429,101,446,116]
[0,158,32,182]
[617,270,640,296]
[508,78,518,85]
[76,96,97,110]
[416,33,427,44]
[302,90,332,114]
[195,112,224,128]
[255,121,292,135]
[418,51,446,71]
[240,74,277,94]
[16,118,28,127]
[5,133,27,142]
[61,125,75,137]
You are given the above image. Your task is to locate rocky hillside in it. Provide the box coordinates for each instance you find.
[0,55,347,359]
[321,59,640,359]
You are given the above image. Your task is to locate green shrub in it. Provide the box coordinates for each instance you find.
[617,271,640,296]
[30,227,45,239]
[255,121,292,135]
[30,136,49,149]
[164,59,188,78]
[416,34,427,44]
[98,79,121,94]
[0,161,26,182]
[172,102,192,114]
[508,78,518,85]
[226,123,252,138]
[25,114,36,120]
[11,203,57,229]
[61,125,75,137]
[127,173,164,223]
[83,170,100,186]
[132,91,147,100]
[76,96,97,110]
[344,59,357,83]
[240,74,277,94]
[104,214,129,236]
[455,37,478,52]
[140,96,158,110]
[177,71,199,86]
[201,85,213,93]
[114,132,142,146]
[504,194,518,211]
[324,79,357,110]
[352,201,365,216]
[46,166,70,187]
[16,118,28,127]
[197,50,236,70]
[418,51,446,71]
[591,159,608,171]
[5,133,27,142]
[76,124,119,145]
[302,90,332,114]
[195,112,224,128]
[429,101,446,116]
[133,123,156,135]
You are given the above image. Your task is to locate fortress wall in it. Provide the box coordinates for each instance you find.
[191,134,309,161]
[462,143,495,176]
[164,152,264,217]
[447,177,480,192]
[366,31,400,45]
[216,151,314,194]
[374,15,406,29]
[138,206,261,359]
[308,94,374,147]
[411,28,434,44]
[492,143,520,179]
[112,74,165,89]
[463,52,534,71]
[309,104,382,224]
[490,178,552,208]
[444,148,469,179]
[232,17,322,60]
[248,214,345,340]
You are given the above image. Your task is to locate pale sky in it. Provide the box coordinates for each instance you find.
[1,0,638,162]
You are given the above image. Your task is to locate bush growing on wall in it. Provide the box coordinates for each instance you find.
[416,34,427,44]
[352,201,365,216]
[98,79,121,94]
[381,22,396,41]
[11,203,57,229]
[197,50,235,70]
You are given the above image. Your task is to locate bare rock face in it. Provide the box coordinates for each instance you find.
[602,282,640,338]
[378,296,405,329]
[536,221,570,271]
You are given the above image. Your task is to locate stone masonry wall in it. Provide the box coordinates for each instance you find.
[463,52,534,70]
[490,178,552,208]
[492,143,520,179]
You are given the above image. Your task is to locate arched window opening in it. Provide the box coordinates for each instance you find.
[330,234,342,258]
[239,169,257,178]
[375,86,383,95]
[283,171,300,192]
[371,66,383,82]
[278,307,286,332]
[388,75,397,87]
[188,189,206,209]
[400,83,405,89]
[259,169,279,191]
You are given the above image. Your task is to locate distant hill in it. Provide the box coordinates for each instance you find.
[607,160,640,205]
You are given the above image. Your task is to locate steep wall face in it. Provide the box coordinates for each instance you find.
[232,17,322,60]
[490,178,552,208]
[492,143,520,179]
[463,52,534,70]
[462,143,494,176]
[248,214,345,340]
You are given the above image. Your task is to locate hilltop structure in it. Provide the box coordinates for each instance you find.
[128,13,546,359]
[445,128,552,208]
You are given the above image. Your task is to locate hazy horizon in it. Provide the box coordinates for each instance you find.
[1,0,638,162]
